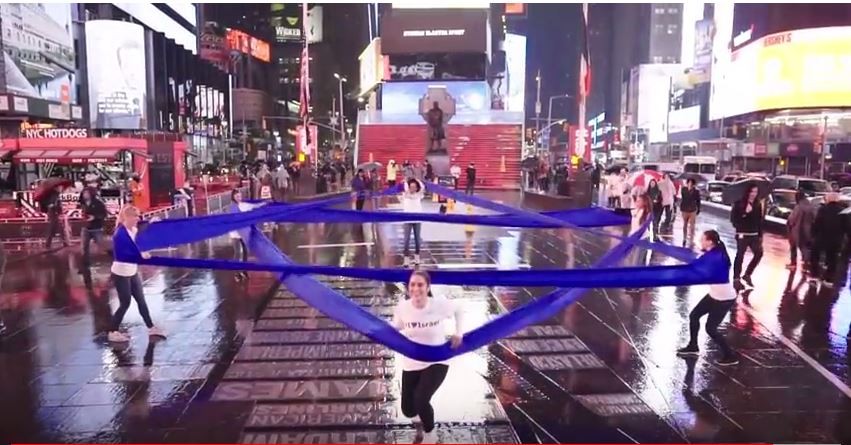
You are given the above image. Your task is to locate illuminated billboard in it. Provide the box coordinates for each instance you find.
[359,38,385,95]
[85,20,147,129]
[382,81,489,114]
[710,26,851,120]
[0,4,76,104]
[381,9,488,55]
[504,33,526,113]
[226,29,270,63]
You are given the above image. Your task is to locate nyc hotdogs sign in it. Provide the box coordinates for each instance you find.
[22,127,89,139]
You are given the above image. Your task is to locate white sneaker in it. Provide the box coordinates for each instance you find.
[108,331,130,342]
[412,415,421,427]
[403,256,411,267]
[414,254,421,265]
[148,326,167,338]
[421,430,437,444]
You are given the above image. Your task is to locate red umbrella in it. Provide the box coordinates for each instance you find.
[628,170,664,190]
[32,177,72,201]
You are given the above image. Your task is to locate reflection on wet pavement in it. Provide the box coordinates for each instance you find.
[1,191,850,443]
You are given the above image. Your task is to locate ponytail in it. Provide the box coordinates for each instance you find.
[703,229,731,266]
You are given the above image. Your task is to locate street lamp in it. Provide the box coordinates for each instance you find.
[333,73,347,147]
[547,94,571,131]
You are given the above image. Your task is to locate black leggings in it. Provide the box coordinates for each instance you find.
[403,223,421,255]
[687,294,735,357]
[733,234,763,279]
[111,273,154,330]
[401,364,448,432]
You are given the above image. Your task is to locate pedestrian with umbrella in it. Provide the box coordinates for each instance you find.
[35,177,72,249]
[351,169,371,211]
[646,179,664,240]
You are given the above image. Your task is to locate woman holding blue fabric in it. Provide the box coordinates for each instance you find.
[229,189,265,281]
[677,230,738,365]
[108,205,165,343]
[402,178,425,266]
[393,270,464,443]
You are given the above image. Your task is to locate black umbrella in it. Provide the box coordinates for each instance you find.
[721,177,771,205]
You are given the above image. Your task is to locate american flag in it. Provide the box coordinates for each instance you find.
[579,3,591,98]
[299,1,311,150]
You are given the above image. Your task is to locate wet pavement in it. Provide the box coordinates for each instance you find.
[1,191,850,443]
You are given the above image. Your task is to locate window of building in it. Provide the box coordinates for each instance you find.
[652,56,663,63]
[654,7,665,14]
[667,7,678,14]
[667,24,678,34]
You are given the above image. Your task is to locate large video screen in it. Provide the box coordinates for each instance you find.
[710,26,851,120]
[85,20,148,129]
[380,9,488,55]
[382,81,489,114]
[504,33,526,113]
[0,4,76,104]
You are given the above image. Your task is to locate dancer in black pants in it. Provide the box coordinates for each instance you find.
[730,184,763,288]
[107,206,166,343]
[393,270,464,443]
[809,192,844,287]
[678,230,738,365]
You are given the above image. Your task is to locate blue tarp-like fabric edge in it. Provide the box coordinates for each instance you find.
[127,249,729,288]
[239,221,653,362]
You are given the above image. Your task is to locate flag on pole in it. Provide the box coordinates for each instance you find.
[299,2,312,155]
[579,3,592,97]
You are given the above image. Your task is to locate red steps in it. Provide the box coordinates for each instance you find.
[357,124,522,189]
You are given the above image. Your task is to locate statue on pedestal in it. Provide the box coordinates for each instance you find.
[419,87,455,177]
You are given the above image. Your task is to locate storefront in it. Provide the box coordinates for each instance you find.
[1,133,190,218]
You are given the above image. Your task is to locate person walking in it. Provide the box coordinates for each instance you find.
[392,270,463,443]
[229,189,265,281]
[107,205,165,342]
[679,178,702,246]
[80,188,108,266]
[646,179,663,240]
[43,184,68,249]
[387,160,398,187]
[660,174,676,226]
[465,163,476,195]
[274,165,290,200]
[677,229,738,365]
[401,178,424,266]
[730,184,763,288]
[809,192,844,287]
[786,191,815,271]
[450,164,461,189]
[351,169,370,211]
[606,170,621,208]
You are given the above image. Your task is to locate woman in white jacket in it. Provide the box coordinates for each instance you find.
[659,174,676,225]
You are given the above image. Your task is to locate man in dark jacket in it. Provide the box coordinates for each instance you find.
[809,192,844,287]
[786,191,815,270]
[80,187,107,265]
[730,184,763,287]
[44,186,68,249]
[465,163,476,195]
[679,178,702,246]
[351,169,370,211]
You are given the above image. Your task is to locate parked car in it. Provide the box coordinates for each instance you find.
[765,189,798,219]
[770,175,831,197]
[706,180,730,204]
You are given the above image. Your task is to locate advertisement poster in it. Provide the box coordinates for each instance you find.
[711,26,851,120]
[692,19,714,82]
[271,4,322,43]
[505,33,526,113]
[380,9,488,55]
[0,3,76,104]
[85,20,147,129]
[200,21,229,72]
[387,54,486,81]
[382,81,489,114]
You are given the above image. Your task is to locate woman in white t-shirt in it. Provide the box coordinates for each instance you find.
[392,270,463,443]
[108,205,165,343]
[401,178,425,266]
[677,230,738,366]
[631,193,652,239]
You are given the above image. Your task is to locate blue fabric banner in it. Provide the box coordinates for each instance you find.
[109,185,734,362]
